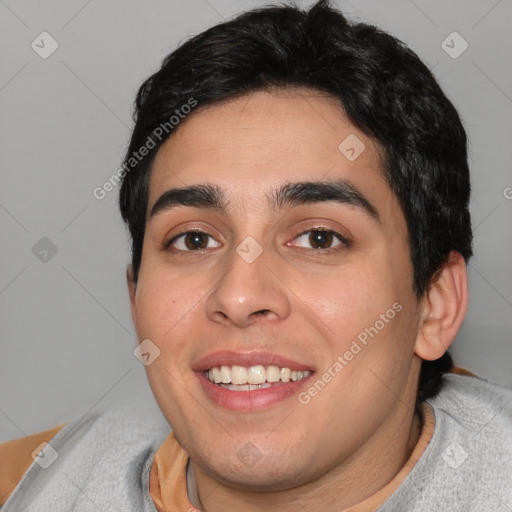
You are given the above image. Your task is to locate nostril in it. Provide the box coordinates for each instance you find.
[253,309,271,316]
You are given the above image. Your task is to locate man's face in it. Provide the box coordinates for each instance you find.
[129,89,423,489]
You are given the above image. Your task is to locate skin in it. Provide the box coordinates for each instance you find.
[128,88,468,511]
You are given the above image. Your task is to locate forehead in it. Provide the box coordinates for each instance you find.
[148,89,398,221]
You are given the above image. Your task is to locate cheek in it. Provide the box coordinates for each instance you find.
[133,271,197,346]
[308,264,397,336]
[133,273,202,412]
[309,261,415,377]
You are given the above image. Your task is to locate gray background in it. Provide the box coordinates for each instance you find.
[0,0,511,443]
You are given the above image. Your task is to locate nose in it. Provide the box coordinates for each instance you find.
[205,243,291,328]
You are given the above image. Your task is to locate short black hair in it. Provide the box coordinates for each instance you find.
[119,0,472,403]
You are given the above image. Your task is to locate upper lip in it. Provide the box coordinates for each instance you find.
[192,351,313,372]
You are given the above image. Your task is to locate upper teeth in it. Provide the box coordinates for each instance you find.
[206,365,311,385]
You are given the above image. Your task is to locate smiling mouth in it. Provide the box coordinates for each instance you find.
[204,365,312,391]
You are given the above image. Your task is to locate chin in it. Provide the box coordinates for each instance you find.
[194,445,326,491]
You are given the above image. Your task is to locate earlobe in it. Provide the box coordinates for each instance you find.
[127,265,137,299]
[126,265,138,329]
[414,251,469,361]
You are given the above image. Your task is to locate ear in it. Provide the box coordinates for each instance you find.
[126,265,138,331]
[414,251,469,361]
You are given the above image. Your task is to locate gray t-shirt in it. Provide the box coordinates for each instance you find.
[2,373,511,511]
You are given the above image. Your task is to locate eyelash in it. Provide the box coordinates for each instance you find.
[164,227,351,256]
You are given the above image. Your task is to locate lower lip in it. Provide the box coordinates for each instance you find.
[196,371,313,411]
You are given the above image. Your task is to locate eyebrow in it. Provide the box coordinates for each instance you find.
[149,180,380,222]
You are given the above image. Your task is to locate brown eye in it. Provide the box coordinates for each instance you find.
[293,229,348,250]
[167,231,220,252]
[308,231,334,249]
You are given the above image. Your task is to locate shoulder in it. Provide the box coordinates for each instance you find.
[0,424,66,507]
[425,374,512,504]
[429,372,512,424]
[379,374,512,511]
[427,372,512,451]
[1,397,170,511]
